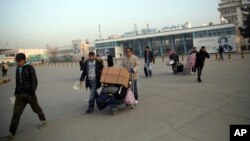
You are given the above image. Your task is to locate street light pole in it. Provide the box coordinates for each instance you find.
[0,42,9,54]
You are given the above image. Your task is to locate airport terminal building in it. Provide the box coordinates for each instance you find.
[94,24,240,58]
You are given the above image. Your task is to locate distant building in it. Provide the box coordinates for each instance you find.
[95,24,240,58]
[72,40,90,61]
[0,40,91,63]
[218,0,250,50]
[0,48,46,63]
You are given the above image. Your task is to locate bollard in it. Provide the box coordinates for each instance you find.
[215,53,218,60]
[228,53,231,60]
[162,56,164,62]
[241,51,244,59]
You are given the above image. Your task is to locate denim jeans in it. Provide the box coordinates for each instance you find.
[146,62,152,77]
[88,79,98,109]
[107,96,123,109]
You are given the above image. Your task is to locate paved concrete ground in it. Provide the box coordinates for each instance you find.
[0,54,250,141]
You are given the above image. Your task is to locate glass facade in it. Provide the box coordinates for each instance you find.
[95,42,118,49]
[193,27,235,38]
[95,26,236,57]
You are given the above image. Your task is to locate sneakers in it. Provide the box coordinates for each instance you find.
[1,131,14,140]
[110,108,118,115]
[40,120,47,126]
[197,78,202,83]
[86,108,94,114]
[39,120,47,128]
[135,100,139,105]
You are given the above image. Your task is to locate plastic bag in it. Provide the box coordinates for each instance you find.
[169,60,174,65]
[167,59,174,66]
[10,96,16,105]
[73,81,83,91]
[124,88,135,105]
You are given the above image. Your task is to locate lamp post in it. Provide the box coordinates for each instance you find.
[0,42,9,54]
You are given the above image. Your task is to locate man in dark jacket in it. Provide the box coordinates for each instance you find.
[79,56,85,72]
[7,53,46,138]
[196,46,210,83]
[107,52,114,67]
[218,46,224,61]
[169,51,179,74]
[80,51,104,113]
[144,46,154,77]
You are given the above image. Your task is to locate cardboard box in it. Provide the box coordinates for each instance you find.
[100,67,129,87]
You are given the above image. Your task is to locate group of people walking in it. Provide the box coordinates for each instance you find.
[168,46,210,83]
[4,46,210,139]
[79,48,139,114]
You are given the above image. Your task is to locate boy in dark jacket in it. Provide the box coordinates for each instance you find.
[144,46,154,77]
[7,53,46,138]
[196,46,210,83]
[80,51,104,113]
[169,51,179,74]
[79,56,85,72]
[218,46,224,61]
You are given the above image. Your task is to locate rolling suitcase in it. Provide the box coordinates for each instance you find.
[177,63,184,72]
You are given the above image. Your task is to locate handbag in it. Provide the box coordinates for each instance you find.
[169,60,174,65]
[73,81,83,91]
[167,59,174,66]
[124,88,135,105]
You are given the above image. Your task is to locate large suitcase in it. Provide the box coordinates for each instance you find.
[144,66,149,77]
[177,63,184,72]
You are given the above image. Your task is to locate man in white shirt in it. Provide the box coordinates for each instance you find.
[121,47,140,104]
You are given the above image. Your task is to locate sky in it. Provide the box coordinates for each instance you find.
[0,0,221,49]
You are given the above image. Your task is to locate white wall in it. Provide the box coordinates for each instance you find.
[115,47,124,58]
